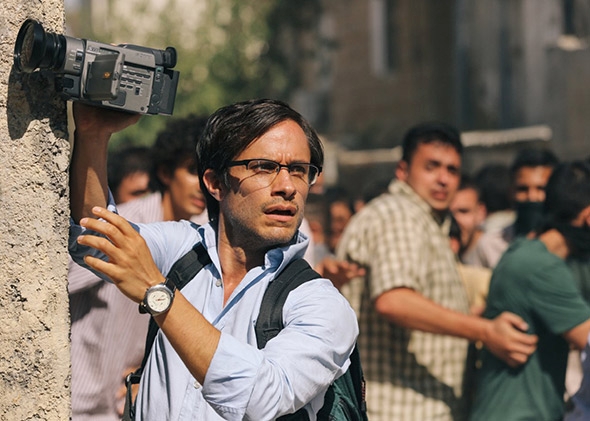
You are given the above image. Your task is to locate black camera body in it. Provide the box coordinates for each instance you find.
[14,19,179,115]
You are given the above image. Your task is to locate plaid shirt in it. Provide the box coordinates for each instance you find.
[338,180,470,421]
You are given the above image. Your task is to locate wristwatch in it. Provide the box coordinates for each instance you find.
[139,278,176,316]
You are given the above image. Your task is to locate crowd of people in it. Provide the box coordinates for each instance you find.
[67,99,590,421]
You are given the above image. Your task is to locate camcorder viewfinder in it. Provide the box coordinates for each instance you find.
[14,19,179,115]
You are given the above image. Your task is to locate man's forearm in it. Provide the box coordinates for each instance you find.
[154,291,221,384]
[69,103,141,223]
[374,287,489,342]
[69,133,109,223]
[375,287,538,367]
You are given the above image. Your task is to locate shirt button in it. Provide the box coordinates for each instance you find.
[194,380,201,389]
[215,280,222,287]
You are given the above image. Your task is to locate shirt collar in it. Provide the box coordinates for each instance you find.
[388,179,452,230]
[198,221,310,276]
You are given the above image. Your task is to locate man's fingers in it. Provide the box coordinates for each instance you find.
[80,214,123,244]
[501,311,530,332]
[518,332,538,346]
[90,206,137,236]
[78,233,118,257]
[83,255,115,279]
[323,259,339,274]
[352,266,366,277]
[80,207,141,249]
[73,102,141,134]
[506,355,525,368]
[510,341,537,357]
[507,326,538,343]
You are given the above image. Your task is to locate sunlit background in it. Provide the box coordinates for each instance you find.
[63,0,590,191]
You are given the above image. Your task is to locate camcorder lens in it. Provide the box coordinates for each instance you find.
[14,19,66,73]
[18,24,36,71]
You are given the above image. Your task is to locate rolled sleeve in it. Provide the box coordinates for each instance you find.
[68,190,120,272]
[202,333,263,418]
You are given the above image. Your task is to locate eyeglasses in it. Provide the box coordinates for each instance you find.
[227,158,321,186]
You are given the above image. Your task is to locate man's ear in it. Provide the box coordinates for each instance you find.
[202,169,224,201]
[476,202,488,225]
[581,205,590,227]
[396,160,409,182]
[157,166,172,187]
[572,205,590,227]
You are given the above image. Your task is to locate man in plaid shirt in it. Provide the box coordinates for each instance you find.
[337,122,538,421]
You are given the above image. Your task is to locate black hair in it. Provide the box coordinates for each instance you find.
[149,114,209,193]
[510,147,559,178]
[107,146,152,195]
[449,216,462,242]
[543,161,590,225]
[401,121,463,164]
[361,178,391,204]
[474,164,512,213]
[197,99,324,219]
[324,186,355,212]
[458,174,480,195]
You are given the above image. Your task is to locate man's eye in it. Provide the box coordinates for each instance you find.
[250,161,277,173]
[289,164,307,176]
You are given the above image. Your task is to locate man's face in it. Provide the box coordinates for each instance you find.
[329,200,353,251]
[213,119,311,251]
[161,158,207,221]
[114,171,150,204]
[396,142,461,213]
[513,166,553,203]
[450,187,486,247]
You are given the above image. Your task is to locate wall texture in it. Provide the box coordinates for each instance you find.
[0,3,71,420]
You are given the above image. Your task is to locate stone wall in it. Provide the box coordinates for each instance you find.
[0,3,71,420]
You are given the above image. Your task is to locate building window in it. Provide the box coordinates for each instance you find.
[370,0,398,75]
[563,0,590,38]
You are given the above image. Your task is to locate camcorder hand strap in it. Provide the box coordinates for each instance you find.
[123,241,211,421]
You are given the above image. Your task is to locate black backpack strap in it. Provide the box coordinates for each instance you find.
[168,242,212,290]
[255,258,320,349]
[140,242,211,369]
[124,241,211,420]
[255,258,320,421]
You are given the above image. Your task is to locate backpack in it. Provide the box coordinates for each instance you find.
[124,243,368,421]
[255,258,368,421]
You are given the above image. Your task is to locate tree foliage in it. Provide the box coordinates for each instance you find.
[68,0,321,150]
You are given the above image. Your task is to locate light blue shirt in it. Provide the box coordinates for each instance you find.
[69,199,358,421]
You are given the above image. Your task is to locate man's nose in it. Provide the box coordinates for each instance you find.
[528,188,545,202]
[271,167,297,196]
[437,169,452,185]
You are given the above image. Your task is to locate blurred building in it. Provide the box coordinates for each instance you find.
[287,0,589,187]
[67,0,590,187]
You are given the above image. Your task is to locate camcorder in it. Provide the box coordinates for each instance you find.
[13,19,179,115]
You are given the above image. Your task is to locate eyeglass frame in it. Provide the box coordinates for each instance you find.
[226,158,322,186]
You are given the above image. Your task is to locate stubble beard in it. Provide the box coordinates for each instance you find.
[223,208,303,254]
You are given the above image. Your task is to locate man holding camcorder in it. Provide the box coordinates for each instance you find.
[68,99,358,420]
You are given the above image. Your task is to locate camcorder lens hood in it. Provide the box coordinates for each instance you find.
[14,19,65,73]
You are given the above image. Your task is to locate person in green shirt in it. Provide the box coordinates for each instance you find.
[470,160,590,421]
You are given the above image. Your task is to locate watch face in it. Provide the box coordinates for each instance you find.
[146,288,172,313]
